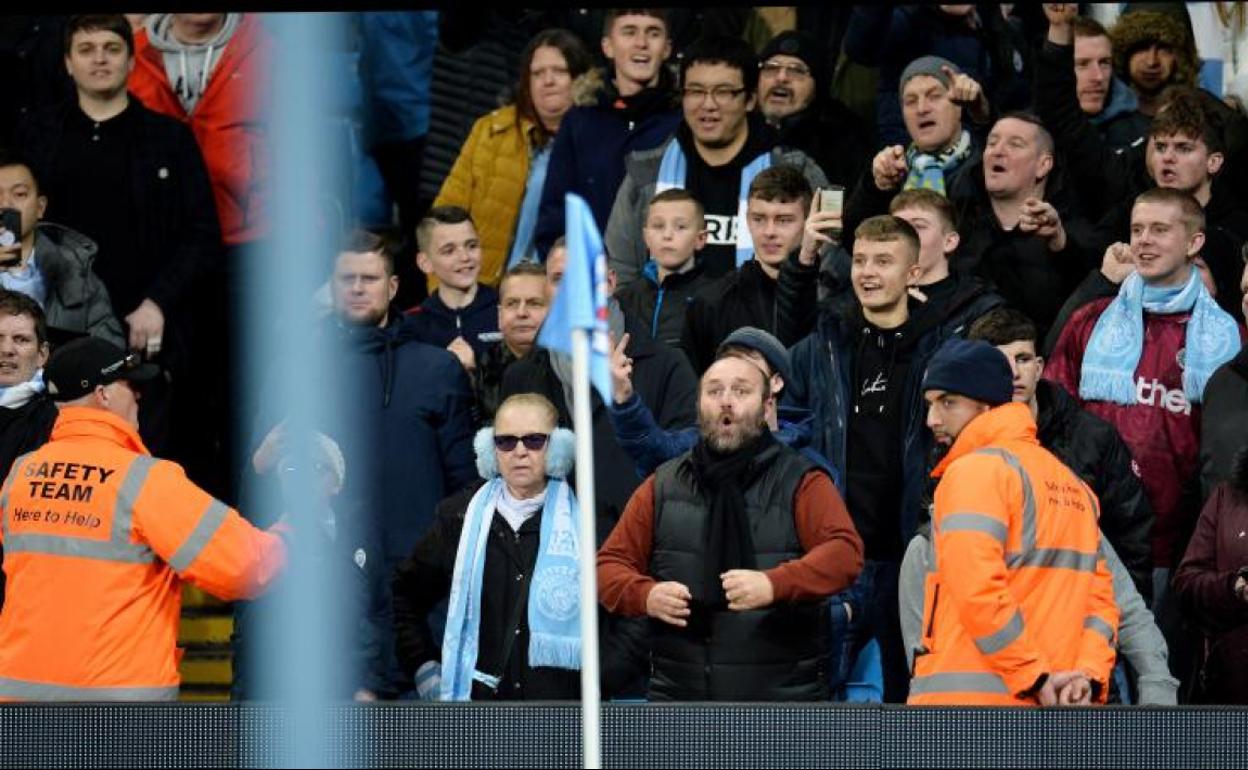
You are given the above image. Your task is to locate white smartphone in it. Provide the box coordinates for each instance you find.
[819,186,844,217]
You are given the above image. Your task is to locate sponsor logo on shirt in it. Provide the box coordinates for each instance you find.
[1136,377,1191,416]
[703,214,738,246]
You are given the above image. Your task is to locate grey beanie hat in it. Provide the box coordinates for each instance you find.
[717,326,791,384]
[899,55,960,95]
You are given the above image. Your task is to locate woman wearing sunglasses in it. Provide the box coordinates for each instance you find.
[393,392,586,701]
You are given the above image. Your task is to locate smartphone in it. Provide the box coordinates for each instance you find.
[819,186,844,217]
[0,208,18,250]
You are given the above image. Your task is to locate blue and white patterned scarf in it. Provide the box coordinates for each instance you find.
[654,139,773,269]
[903,130,972,196]
[439,476,582,701]
[1080,268,1240,406]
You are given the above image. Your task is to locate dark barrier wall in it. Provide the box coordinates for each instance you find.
[1,703,1246,768]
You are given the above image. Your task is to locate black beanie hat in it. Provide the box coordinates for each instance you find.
[759,30,825,86]
[922,338,1013,407]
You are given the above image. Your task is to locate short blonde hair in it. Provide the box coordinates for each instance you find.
[494,392,559,430]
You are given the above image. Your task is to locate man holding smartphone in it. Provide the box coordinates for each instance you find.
[0,150,123,346]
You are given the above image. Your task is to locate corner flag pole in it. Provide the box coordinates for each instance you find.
[571,326,601,769]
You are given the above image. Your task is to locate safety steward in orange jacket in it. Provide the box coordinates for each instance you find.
[0,337,287,701]
[129,14,270,245]
[910,339,1118,706]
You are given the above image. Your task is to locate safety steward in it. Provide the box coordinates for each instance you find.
[910,338,1118,706]
[0,336,287,701]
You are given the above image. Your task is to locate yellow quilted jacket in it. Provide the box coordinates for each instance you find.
[432,104,535,289]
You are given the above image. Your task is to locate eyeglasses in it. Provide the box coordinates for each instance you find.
[681,86,747,105]
[759,61,811,79]
[493,433,549,452]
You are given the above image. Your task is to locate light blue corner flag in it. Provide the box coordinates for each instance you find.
[537,193,613,404]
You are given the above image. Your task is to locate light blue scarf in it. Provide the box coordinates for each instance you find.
[506,144,552,269]
[903,130,972,196]
[1080,268,1240,406]
[439,476,582,701]
[654,139,772,269]
[0,369,45,409]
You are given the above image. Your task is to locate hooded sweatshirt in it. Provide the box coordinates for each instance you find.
[145,14,241,115]
[845,311,934,561]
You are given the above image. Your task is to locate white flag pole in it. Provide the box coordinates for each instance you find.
[570,326,602,770]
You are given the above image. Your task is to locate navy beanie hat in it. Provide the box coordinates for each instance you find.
[717,326,791,384]
[922,338,1013,407]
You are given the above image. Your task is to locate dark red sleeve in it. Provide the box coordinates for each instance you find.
[765,471,865,602]
[596,476,658,616]
[1174,486,1248,635]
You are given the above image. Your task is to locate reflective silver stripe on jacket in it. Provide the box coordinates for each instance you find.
[0,676,177,701]
[974,609,1026,656]
[939,512,1008,543]
[972,448,1036,553]
[169,499,229,573]
[1084,615,1116,644]
[909,671,1010,696]
[1006,548,1099,573]
[111,455,156,543]
[2,534,154,563]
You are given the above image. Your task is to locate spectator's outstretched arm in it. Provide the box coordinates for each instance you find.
[1033,10,1138,222]
[776,250,821,347]
[607,331,698,477]
[134,460,287,602]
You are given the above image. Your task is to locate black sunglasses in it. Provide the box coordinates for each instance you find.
[493,433,549,452]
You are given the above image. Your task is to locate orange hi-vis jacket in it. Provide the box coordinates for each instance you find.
[0,407,287,701]
[908,402,1119,706]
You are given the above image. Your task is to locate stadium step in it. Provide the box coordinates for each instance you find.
[178,584,233,702]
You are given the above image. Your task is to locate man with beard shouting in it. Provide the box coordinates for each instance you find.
[597,349,863,700]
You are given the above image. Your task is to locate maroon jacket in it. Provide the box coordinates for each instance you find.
[1046,298,1245,566]
[1174,451,1248,702]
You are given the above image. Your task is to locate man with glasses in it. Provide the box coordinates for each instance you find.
[605,35,827,288]
[756,31,871,192]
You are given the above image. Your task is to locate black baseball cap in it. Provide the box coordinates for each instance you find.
[45,337,160,402]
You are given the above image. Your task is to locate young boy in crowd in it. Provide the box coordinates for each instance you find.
[614,189,711,359]
[409,206,500,373]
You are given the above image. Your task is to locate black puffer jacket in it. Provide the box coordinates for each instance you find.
[1201,346,1248,500]
[1036,380,1155,600]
